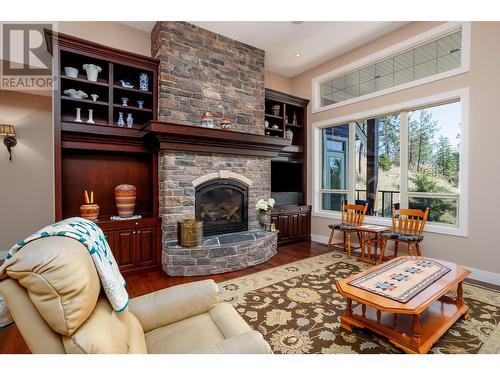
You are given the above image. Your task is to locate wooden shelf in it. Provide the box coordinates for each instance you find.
[113,84,153,95]
[266,127,283,133]
[286,123,303,129]
[61,75,109,87]
[265,113,283,119]
[113,104,153,112]
[62,119,109,127]
[62,96,108,106]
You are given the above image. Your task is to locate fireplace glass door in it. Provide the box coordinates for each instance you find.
[195,179,248,236]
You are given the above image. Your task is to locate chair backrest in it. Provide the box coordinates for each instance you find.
[341,202,368,226]
[391,206,430,235]
[0,236,147,354]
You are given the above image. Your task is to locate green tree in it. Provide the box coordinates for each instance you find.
[378,114,400,165]
[378,153,393,172]
[408,109,439,172]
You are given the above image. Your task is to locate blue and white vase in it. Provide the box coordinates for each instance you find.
[139,72,149,92]
[126,113,134,128]
[117,112,125,127]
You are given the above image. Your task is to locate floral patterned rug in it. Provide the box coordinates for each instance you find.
[218,250,500,354]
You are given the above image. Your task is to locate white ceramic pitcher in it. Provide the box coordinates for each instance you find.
[82,64,102,82]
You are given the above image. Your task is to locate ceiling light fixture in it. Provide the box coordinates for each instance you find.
[291,21,304,25]
[295,53,301,57]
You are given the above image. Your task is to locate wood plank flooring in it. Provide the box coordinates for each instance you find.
[0,240,330,354]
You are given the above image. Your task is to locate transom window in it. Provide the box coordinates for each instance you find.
[313,89,468,236]
[313,23,470,112]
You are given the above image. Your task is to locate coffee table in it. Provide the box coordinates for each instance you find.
[336,256,470,354]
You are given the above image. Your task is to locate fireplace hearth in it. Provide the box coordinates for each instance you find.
[195,178,248,236]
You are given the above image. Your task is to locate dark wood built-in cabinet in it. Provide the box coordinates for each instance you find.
[266,89,311,245]
[46,30,161,275]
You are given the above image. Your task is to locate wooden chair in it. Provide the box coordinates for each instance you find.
[380,206,430,261]
[327,202,368,258]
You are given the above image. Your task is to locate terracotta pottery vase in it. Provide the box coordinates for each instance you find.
[115,184,136,218]
[80,203,99,221]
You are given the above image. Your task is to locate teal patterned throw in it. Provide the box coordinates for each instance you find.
[0,217,129,328]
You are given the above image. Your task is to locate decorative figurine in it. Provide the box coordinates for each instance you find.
[139,72,149,92]
[87,109,94,124]
[264,120,269,128]
[118,80,134,89]
[90,94,99,102]
[292,111,298,125]
[201,111,214,128]
[137,100,144,109]
[74,107,82,122]
[285,129,294,141]
[117,112,125,127]
[126,113,133,128]
[121,97,129,106]
[80,190,99,221]
[220,117,231,131]
[82,63,102,82]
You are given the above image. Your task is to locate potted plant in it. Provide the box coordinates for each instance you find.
[256,198,275,230]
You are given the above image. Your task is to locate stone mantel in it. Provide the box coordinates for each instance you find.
[144,122,291,157]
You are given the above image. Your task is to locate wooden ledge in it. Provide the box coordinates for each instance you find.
[143,121,292,157]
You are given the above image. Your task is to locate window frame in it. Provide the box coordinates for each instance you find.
[312,22,471,113]
[312,88,469,237]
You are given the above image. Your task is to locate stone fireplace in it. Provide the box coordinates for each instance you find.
[150,22,287,276]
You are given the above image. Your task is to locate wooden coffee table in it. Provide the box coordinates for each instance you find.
[336,257,471,354]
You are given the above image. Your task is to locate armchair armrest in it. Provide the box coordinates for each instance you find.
[189,331,272,354]
[128,279,220,333]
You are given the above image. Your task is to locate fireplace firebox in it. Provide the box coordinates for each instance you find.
[195,179,248,236]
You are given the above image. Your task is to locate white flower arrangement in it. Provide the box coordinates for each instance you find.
[256,198,275,213]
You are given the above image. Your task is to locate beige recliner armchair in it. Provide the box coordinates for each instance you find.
[0,236,271,354]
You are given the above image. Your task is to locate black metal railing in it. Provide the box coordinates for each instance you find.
[355,189,400,217]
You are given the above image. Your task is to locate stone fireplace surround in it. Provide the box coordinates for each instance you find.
[159,151,277,276]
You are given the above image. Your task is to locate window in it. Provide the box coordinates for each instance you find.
[313,22,470,112]
[312,89,468,236]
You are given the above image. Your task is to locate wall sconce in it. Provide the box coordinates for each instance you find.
[0,124,16,161]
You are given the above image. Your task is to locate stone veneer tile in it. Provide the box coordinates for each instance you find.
[152,21,265,134]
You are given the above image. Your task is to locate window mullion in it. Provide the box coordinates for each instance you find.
[348,122,356,203]
[400,111,409,209]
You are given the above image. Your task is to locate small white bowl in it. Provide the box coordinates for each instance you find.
[64,67,78,78]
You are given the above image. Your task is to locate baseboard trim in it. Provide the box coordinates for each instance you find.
[311,234,500,286]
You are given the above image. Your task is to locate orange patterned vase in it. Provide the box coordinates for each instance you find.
[115,184,136,218]
[80,203,99,221]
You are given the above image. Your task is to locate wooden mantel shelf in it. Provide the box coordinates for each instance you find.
[143,121,292,157]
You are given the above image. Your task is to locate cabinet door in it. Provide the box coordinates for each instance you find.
[277,214,290,241]
[135,227,157,268]
[289,213,300,238]
[299,212,311,237]
[115,229,136,270]
[103,231,115,254]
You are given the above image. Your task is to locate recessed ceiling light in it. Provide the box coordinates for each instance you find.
[291,21,304,25]
[295,53,301,57]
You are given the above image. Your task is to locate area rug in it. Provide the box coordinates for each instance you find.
[218,250,500,354]
[348,257,450,303]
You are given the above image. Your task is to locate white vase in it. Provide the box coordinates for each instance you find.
[82,64,102,82]
[87,109,94,124]
[126,113,133,128]
[117,112,125,127]
[75,108,82,122]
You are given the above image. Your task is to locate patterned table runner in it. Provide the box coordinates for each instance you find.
[348,257,450,303]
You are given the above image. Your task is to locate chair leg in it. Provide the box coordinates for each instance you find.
[343,231,346,251]
[408,243,414,256]
[394,241,399,258]
[415,242,422,256]
[379,238,388,264]
[328,228,334,251]
[347,231,352,258]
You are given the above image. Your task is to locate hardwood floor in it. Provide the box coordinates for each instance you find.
[0,240,330,354]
